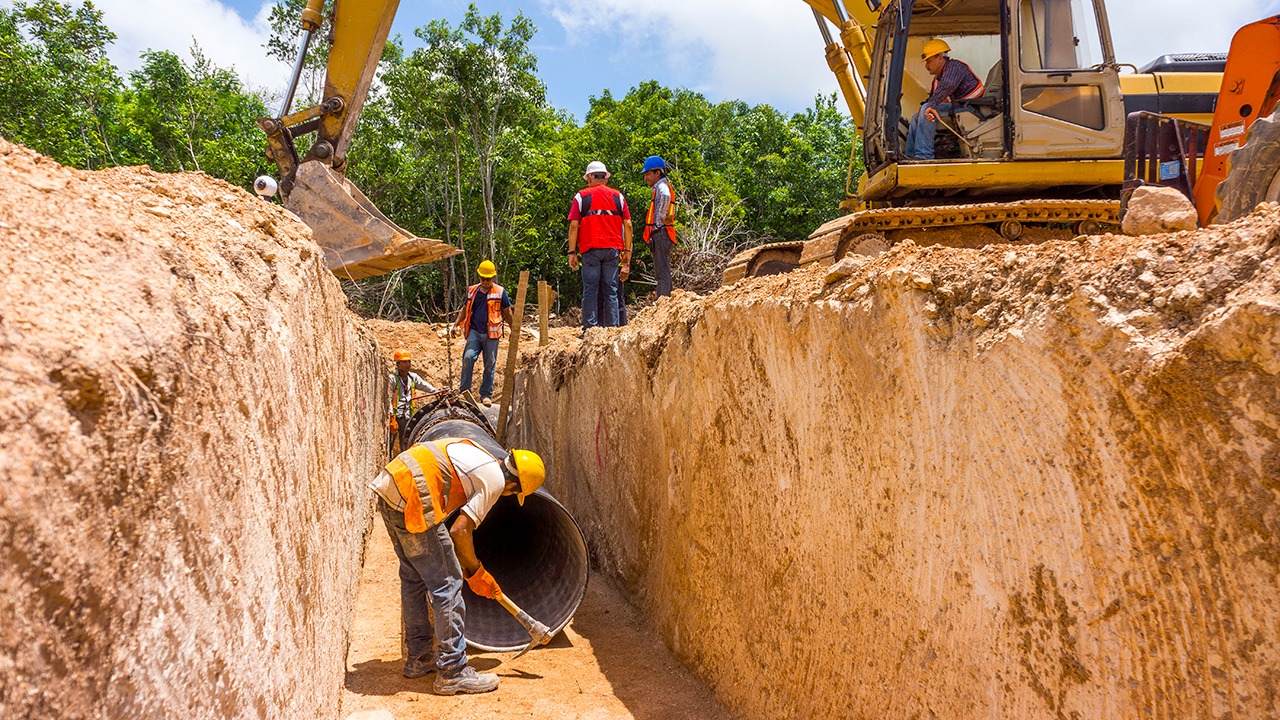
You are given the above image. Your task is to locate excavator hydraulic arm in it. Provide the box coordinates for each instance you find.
[258,0,460,280]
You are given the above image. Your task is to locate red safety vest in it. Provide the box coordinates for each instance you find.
[461,283,505,339]
[643,177,677,245]
[573,185,626,252]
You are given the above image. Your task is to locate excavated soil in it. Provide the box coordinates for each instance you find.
[0,139,384,719]
[515,210,1280,719]
[356,319,728,719]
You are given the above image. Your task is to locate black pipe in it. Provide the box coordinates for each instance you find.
[409,405,589,652]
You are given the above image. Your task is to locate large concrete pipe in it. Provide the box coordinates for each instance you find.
[407,402,589,652]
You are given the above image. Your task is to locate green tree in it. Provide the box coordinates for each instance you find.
[121,47,273,186]
[412,5,546,262]
[0,0,125,168]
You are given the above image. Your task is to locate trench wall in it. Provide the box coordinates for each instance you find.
[516,210,1280,719]
[0,139,384,719]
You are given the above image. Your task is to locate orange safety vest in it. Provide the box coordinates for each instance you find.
[461,282,505,339]
[643,177,677,245]
[384,438,482,533]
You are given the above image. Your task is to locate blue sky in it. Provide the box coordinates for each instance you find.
[6,0,1279,120]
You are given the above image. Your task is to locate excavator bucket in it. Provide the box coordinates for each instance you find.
[286,161,461,281]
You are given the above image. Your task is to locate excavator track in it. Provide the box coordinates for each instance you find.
[722,199,1120,284]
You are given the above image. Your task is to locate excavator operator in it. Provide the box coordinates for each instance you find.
[905,38,985,160]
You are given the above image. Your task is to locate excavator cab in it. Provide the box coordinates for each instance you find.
[258,0,460,281]
[860,0,1125,203]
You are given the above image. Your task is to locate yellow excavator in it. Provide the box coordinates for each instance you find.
[256,0,460,281]
[724,0,1280,282]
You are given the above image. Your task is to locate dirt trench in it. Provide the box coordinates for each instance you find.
[0,139,384,718]
[513,214,1280,719]
[4,135,1279,720]
[0,140,728,720]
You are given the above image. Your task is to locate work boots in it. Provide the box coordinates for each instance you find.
[434,665,499,695]
[401,654,436,679]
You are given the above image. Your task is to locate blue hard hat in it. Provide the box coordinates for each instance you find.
[642,155,667,173]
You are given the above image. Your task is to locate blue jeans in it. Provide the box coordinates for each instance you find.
[581,248,620,328]
[460,329,499,398]
[905,103,977,159]
[597,279,628,326]
[378,498,468,675]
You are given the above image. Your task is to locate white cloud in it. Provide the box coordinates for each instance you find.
[98,0,289,95]
[1108,0,1280,67]
[0,0,290,97]
[542,0,838,109]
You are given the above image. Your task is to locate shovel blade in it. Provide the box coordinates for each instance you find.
[285,161,461,280]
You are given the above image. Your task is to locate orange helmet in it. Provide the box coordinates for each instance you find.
[393,349,411,362]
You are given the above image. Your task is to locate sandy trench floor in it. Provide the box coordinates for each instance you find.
[338,512,734,720]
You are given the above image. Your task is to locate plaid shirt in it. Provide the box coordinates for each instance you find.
[924,57,982,111]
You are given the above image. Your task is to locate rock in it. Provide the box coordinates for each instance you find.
[346,712,395,720]
[1123,185,1199,235]
[824,255,868,284]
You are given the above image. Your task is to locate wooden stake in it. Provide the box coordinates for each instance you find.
[538,280,550,347]
[497,270,529,442]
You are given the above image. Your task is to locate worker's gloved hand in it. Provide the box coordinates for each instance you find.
[388,416,398,432]
[466,564,502,599]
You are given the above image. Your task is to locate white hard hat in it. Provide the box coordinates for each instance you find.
[584,161,610,179]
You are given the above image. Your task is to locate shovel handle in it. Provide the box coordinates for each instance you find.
[496,591,553,645]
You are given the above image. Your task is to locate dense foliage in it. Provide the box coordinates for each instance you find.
[1,0,860,319]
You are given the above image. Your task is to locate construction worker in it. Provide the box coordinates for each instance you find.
[641,155,676,297]
[389,350,439,458]
[568,160,632,329]
[455,260,512,406]
[370,439,546,694]
[905,38,984,160]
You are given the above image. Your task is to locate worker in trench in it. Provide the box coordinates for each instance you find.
[370,439,546,694]
[455,259,512,406]
[388,349,440,458]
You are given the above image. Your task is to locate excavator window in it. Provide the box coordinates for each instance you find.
[1018,0,1104,71]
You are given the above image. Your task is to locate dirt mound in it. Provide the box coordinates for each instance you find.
[0,138,384,719]
[515,209,1280,719]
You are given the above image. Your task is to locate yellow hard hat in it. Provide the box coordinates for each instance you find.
[922,38,950,60]
[507,449,545,506]
[478,259,497,278]
[393,349,412,362]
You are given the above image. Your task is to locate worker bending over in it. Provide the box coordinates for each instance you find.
[905,38,984,160]
[370,439,546,694]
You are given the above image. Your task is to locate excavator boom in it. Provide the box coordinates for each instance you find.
[259,0,460,281]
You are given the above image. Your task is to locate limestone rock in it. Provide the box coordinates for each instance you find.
[824,255,869,284]
[1123,185,1198,235]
